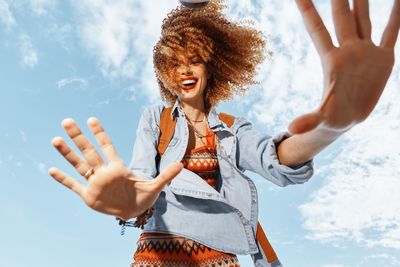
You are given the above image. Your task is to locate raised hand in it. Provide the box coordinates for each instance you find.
[49,118,183,221]
[289,0,400,134]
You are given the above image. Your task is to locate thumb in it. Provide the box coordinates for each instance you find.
[288,111,323,134]
[153,162,183,188]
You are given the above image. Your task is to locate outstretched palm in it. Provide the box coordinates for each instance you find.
[49,118,182,221]
[290,0,400,133]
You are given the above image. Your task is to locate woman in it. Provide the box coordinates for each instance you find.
[49,1,400,266]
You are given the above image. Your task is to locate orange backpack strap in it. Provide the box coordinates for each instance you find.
[218,112,235,128]
[257,222,278,263]
[157,107,176,156]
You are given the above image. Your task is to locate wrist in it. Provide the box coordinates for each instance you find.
[278,125,348,167]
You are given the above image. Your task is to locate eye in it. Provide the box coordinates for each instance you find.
[190,58,201,65]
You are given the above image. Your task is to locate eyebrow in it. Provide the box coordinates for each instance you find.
[169,53,201,63]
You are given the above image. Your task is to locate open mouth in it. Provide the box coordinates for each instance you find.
[181,78,198,90]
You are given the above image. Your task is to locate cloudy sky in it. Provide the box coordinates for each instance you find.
[0,0,399,266]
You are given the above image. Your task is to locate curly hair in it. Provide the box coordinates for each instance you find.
[153,0,266,110]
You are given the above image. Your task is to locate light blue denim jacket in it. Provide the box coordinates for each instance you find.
[129,99,314,267]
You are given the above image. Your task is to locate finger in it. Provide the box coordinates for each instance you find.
[62,118,104,168]
[48,167,85,196]
[153,162,184,189]
[380,0,400,48]
[332,0,359,43]
[354,0,372,39]
[296,0,335,56]
[51,136,93,179]
[87,117,121,163]
[288,111,323,134]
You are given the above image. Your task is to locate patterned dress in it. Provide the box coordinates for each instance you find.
[132,126,240,267]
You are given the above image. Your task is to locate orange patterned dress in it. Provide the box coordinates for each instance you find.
[132,127,240,267]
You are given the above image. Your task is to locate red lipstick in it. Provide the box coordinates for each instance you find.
[181,77,198,90]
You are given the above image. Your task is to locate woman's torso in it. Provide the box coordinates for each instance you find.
[132,125,240,267]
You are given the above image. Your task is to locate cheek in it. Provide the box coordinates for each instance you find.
[198,65,208,79]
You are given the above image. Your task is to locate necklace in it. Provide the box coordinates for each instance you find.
[187,121,215,156]
[181,107,209,139]
[180,105,206,123]
[185,114,206,123]
[187,122,208,138]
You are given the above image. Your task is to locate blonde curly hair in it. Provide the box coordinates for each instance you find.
[153,0,266,110]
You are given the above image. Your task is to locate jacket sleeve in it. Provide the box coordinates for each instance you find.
[233,116,314,187]
[128,105,163,180]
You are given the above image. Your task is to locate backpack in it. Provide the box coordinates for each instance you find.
[157,107,279,264]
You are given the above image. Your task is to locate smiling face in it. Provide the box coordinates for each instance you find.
[158,50,209,108]
[172,52,209,106]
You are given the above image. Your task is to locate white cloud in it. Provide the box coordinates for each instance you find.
[357,253,400,267]
[49,23,74,51]
[89,99,110,109]
[74,0,177,101]
[0,0,16,28]
[225,0,327,132]
[30,0,55,15]
[76,0,137,77]
[57,78,88,90]
[19,34,39,68]
[126,84,138,101]
[299,99,400,249]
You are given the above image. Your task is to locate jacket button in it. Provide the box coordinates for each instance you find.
[252,198,257,203]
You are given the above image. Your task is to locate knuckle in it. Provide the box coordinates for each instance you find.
[81,143,94,154]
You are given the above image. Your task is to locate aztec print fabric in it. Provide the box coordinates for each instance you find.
[132,233,240,267]
[181,126,219,188]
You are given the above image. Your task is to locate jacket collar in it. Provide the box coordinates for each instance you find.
[171,98,182,119]
[170,98,233,133]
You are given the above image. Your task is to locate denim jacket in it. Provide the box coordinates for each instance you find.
[129,99,314,267]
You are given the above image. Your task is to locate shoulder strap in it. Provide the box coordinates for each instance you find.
[157,107,177,156]
[218,112,235,128]
[257,222,278,263]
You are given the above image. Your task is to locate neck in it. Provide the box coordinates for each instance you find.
[180,100,207,121]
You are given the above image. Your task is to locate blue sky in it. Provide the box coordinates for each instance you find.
[1,0,400,266]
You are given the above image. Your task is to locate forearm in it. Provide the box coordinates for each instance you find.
[277,125,347,167]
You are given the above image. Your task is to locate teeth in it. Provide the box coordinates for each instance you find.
[183,80,196,85]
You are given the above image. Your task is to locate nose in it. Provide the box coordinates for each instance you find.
[178,64,193,76]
